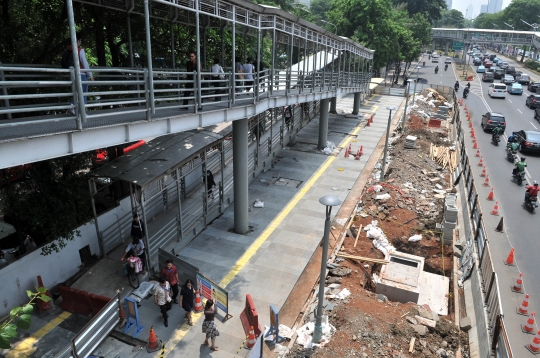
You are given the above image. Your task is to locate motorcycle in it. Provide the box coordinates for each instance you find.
[444,65,448,71]
[507,147,518,162]
[463,89,469,99]
[492,133,500,145]
[525,194,538,212]
[435,68,439,74]
[513,170,526,185]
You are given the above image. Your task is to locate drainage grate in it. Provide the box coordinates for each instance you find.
[328,131,358,138]
[273,177,303,188]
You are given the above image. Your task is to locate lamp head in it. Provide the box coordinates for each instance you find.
[386,106,397,111]
[319,195,341,207]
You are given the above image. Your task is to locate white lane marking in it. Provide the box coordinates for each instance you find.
[508,99,513,103]
[532,122,538,129]
[518,109,523,114]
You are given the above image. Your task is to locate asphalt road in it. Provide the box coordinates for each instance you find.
[419,53,540,355]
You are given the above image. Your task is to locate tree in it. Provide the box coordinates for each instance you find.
[0,288,51,349]
[0,153,94,255]
[391,0,447,21]
[310,0,332,22]
[434,9,465,28]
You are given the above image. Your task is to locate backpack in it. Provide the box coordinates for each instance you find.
[61,48,81,69]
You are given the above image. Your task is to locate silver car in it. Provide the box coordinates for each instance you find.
[502,74,514,85]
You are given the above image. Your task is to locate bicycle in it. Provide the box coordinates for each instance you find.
[124,261,140,289]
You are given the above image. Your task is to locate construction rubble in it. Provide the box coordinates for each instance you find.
[289,88,469,357]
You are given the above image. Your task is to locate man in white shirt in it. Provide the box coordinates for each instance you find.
[210,58,225,102]
[243,58,254,93]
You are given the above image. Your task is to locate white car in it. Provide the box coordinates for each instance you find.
[445,58,452,64]
[488,83,507,98]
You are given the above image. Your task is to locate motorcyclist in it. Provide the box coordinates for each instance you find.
[454,81,459,91]
[507,139,519,153]
[445,64,448,71]
[463,86,470,98]
[429,55,431,60]
[466,82,471,89]
[435,66,439,73]
[492,123,503,141]
[423,61,426,67]
[513,156,527,176]
[525,180,540,202]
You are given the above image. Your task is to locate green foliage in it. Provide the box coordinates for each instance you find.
[0,289,50,349]
[0,153,93,254]
[310,0,332,23]
[391,0,447,21]
[525,59,540,70]
[434,9,465,28]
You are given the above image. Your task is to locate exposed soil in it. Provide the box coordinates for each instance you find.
[288,89,469,358]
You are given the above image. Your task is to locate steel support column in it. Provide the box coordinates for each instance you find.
[329,97,337,113]
[175,168,184,243]
[317,98,330,150]
[195,0,202,112]
[144,0,155,114]
[66,0,86,127]
[233,117,249,234]
[352,93,361,115]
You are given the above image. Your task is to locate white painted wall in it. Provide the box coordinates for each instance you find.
[0,196,132,318]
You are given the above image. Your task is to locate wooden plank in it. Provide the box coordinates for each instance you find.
[336,253,388,264]
[409,337,416,353]
[354,224,363,248]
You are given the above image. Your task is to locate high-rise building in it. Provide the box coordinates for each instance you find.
[480,4,488,13]
[445,0,452,10]
[466,3,474,19]
[487,0,503,13]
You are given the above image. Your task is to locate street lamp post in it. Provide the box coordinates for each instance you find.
[400,67,421,129]
[312,195,342,343]
[411,66,421,105]
[381,106,397,181]
[321,20,337,35]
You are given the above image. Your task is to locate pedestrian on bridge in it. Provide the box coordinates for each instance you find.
[183,51,202,110]
[243,58,255,93]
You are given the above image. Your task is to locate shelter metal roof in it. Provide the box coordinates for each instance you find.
[91,129,225,189]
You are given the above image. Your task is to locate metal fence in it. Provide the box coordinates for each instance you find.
[453,95,514,358]
[54,294,120,358]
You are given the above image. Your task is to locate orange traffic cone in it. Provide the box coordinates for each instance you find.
[146,327,160,352]
[480,166,486,176]
[512,273,524,293]
[194,290,203,312]
[475,149,480,157]
[495,217,504,232]
[366,117,371,126]
[478,157,484,167]
[370,114,374,123]
[473,140,478,149]
[504,248,515,266]
[490,201,499,215]
[487,188,494,201]
[483,175,490,187]
[523,312,536,334]
[355,147,362,160]
[245,326,256,349]
[526,330,540,353]
[344,147,349,158]
[518,294,531,315]
[348,144,352,154]
[36,276,52,313]
[469,120,473,127]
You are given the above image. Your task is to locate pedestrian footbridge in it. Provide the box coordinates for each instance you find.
[0,0,373,169]
[432,27,540,47]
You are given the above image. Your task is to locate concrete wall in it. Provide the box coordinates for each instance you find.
[0,196,132,318]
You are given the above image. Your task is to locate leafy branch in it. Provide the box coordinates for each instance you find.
[0,287,51,350]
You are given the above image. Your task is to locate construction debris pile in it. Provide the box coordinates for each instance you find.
[403,88,454,131]
[289,87,469,357]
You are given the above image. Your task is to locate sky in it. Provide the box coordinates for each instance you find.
[451,0,512,19]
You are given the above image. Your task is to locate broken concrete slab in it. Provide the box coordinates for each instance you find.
[412,324,428,336]
[406,316,418,325]
[415,315,437,328]
[459,317,472,331]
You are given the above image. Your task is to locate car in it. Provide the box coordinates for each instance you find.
[432,57,439,63]
[489,54,497,61]
[513,70,523,79]
[506,66,516,76]
[513,130,540,152]
[529,82,540,92]
[535,107,540,120]
[481,112,506,131]
[477,65,486,73]
[482,72,494,82]
[509,83,523,95]
[416,78,428,84]
[445,57,452,64]
[526,94,540,108]
[502,74,515,85]
[495,59,504,66]
[501,62,509,69]
[517,74,531,85]
[488,83,507,98]
[473,58,482,65]
[494,68,506,79]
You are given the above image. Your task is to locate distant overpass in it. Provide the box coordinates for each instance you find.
[432,28,540,48]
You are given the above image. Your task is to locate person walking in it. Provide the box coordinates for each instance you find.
[179,279,196,326]
[210,58,225,102]
[284,106,292,131]
[202,299,220,351]
[204,170,216,199]
[235,57,244,94]
[154,277,173,327]
[243,58,255,93]
[62,33,94,113]
[160,260,179,303]
[183,51,202,110]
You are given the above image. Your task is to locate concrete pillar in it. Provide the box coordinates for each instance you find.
[329,97,337,114]
[445,40,449,55]
[352,93,361,115]
[232,117,249,234]
[317,99,330,150]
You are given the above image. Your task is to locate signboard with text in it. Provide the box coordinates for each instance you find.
[196,272,232,321]
[453,41,464,50]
